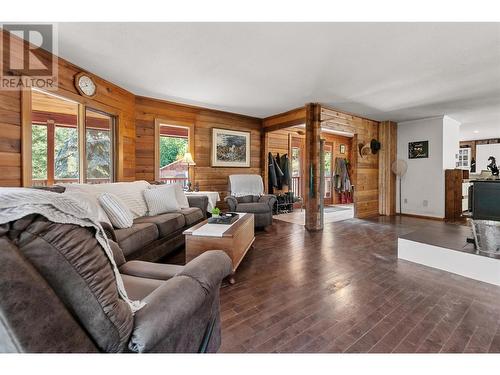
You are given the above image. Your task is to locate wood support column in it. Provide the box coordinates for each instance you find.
[378,121,397,216]
[304,103,323,231]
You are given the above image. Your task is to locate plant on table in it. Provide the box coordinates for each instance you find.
[211,207,221,217]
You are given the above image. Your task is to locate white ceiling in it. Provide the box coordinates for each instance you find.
[55,23,500,140]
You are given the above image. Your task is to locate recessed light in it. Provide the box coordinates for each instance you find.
[473,130,479,134]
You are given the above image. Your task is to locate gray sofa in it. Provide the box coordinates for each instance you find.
[111,195,208,262]
[0,214,232,353]
[38,185,209,262]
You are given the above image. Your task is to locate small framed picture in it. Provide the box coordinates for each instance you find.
[340,144,346,154]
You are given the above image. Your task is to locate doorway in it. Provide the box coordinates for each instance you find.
[322,131,354,222]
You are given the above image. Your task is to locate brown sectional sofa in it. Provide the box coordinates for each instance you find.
[38,184,209,262]
[111,197,208,262]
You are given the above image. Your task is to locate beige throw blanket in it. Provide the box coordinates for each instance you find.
[0,188,144,313]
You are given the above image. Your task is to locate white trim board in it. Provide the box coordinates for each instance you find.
[398,238,500,287]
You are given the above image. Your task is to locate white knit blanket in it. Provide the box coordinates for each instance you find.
[0,188,144,313]
[229,174,264,197]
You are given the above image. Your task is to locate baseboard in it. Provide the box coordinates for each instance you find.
[397,213,445,221]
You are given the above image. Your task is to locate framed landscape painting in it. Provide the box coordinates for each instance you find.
[211,128,251,167]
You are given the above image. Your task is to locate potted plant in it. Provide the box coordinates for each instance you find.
[211,207,221,218]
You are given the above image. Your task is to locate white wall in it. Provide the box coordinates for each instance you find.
[476,143,500,173]
[442,116,461,169]
[397,116,461,218]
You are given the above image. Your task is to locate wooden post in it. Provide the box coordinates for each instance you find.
[378,121,397,216]
[304,103,323,231]
[46,120,55,186]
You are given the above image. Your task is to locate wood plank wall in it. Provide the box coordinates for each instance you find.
[0,29,136,186]
[378,121,397,215]
[321,106,380,218]
[135,96,262,206]
[262,107,306,195]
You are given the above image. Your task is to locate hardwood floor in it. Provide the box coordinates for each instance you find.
[218,216,500,353]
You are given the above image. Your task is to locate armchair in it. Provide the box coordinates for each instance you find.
[224,175,276,228]
[0,215,232,353]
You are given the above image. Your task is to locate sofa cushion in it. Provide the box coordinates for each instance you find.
[121,274,163,300]
[99,192,134,229]
[115,223,159,257]
[63,181,150,218]
[143,185,179,216]
[180,207,204,226]
[234,202,270,214]
[134,213,186,237]
[236,195,255,204]
[12,215,134,353]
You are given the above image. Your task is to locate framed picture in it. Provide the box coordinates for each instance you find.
[211,128,251,167]
[408,141,429,159]
[339,144,346,154]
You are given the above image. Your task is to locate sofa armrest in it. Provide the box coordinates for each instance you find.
[187,195,209,217]
[259,194,277,209]
[128,251,231,353]
[224,196,238,211]
[179,250,232,292]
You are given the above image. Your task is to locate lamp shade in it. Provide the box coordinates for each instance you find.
[183,152,196,166]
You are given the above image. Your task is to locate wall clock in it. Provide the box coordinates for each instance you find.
[75,72,97,97]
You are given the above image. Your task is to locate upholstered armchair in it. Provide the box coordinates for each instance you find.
[224,175,276,228]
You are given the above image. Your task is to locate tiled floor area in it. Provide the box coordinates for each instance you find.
[219,216,500,353]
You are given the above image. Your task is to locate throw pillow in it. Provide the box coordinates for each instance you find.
[98,193,134,229]
[143,184,180,216]
[173,183,190,208]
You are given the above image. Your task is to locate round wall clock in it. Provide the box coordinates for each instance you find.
[75,73,97,97]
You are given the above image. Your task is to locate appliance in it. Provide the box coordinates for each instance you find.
[469,180,500,221]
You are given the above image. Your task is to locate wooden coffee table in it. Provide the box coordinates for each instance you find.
[183,213,255,284]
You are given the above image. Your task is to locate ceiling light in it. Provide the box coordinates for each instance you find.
[473,130,479,134]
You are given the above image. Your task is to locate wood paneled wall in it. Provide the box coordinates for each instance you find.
[135,96,262,205]
[0,29,136,186]
[321,106,380,218]
[378,121,397,216]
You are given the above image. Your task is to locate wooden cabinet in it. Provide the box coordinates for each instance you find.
[445,169,463,222]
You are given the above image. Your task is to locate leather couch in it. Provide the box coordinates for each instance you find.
[0,214,232,353]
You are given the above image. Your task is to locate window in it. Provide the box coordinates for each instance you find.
[156,124,190,188]
[85,108,114,183]
[29,89,115,186]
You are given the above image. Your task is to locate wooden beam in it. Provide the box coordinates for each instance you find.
[378,121,397,216]
[304,103,323,231]
[21,87,32,187]
[46,120,55,186]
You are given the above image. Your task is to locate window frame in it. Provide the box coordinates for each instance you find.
[22,88,117,187]
[154,118,195,183]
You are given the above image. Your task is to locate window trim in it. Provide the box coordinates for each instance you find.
[154,118,195,182]
[22,88,117,187]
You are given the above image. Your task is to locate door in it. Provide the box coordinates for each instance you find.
[323,142,333,205]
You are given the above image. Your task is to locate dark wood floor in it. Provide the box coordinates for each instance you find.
[218,216,500,353]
